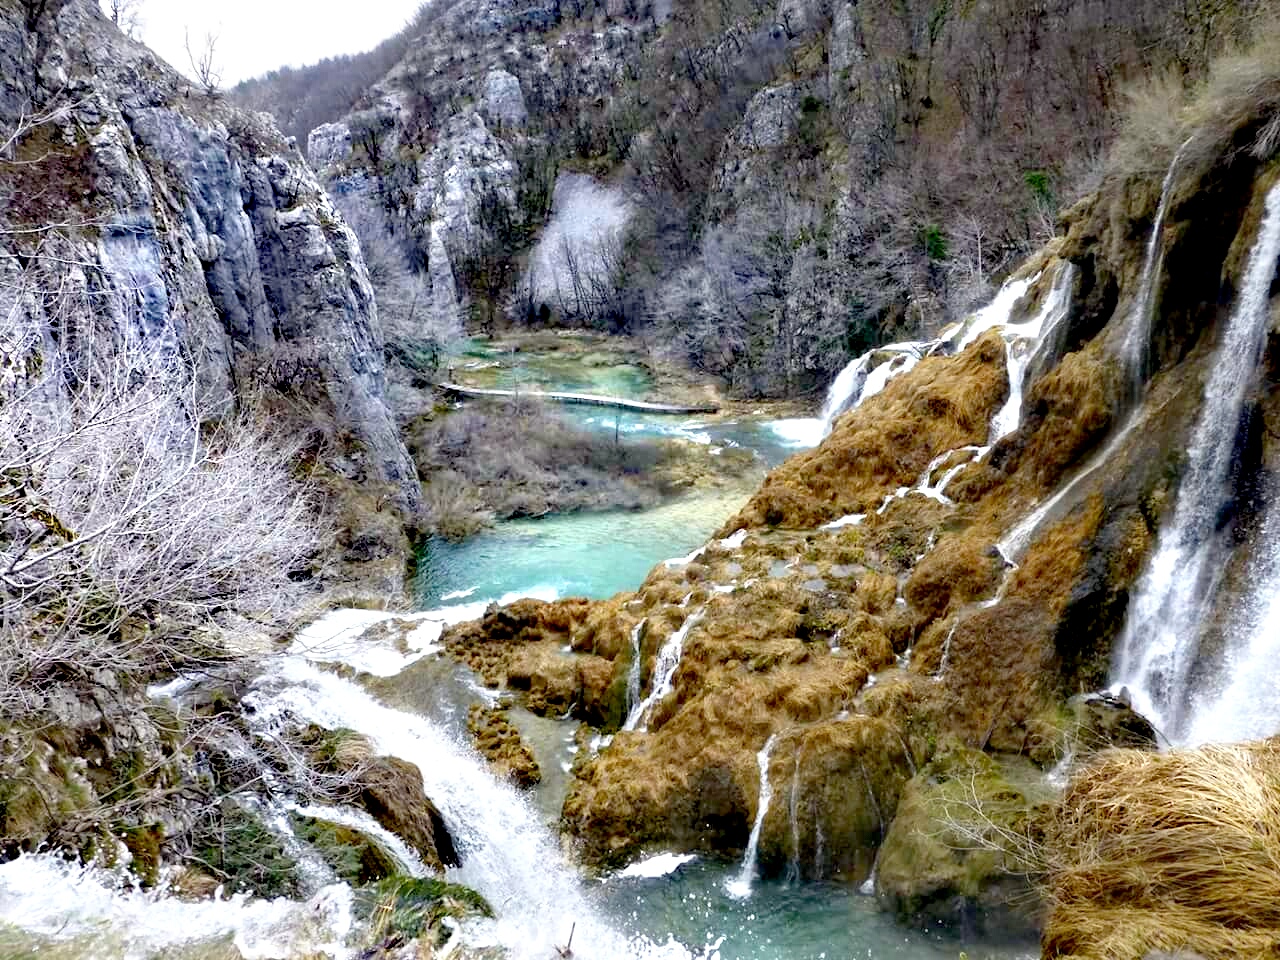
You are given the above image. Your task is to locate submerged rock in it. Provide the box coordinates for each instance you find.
[467,704,541,788]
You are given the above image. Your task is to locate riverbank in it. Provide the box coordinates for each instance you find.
[406,331,809,540]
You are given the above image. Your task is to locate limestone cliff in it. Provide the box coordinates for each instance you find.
[0,0,421,594]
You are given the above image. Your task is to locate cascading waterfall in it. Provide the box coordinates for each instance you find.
[934,622,960,680]
[1184,497,1280,744]
[990,265,1075,443]
[622,608,705,733]
[625,618,647,715]
[244,655,698,960]
[1112,181,1280,739]
[724,733,780,900]
[817,353,871,429]
[282,801,429,878]
[818,343,930,436]
[1120,136,1196,391]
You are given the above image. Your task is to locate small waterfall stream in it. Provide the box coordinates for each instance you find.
[1113,181,1280,738]
[625,618,647,716]
[1121,137,1196,389]
[724,733,781,900]
[622,607,705,733]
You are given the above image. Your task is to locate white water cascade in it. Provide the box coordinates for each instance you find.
[989,265,1074,443]
[724,733,780,900]
[244,655,698,960]
[1120,136,1196,389]
[817,342,931,437]
[0,855,357,959]
[622,607,705,733]
[1184,499,1280,744]
[1112,182,1280,739]
[625,618,647,716]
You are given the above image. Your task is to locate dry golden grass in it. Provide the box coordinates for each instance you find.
[1010,344,1117,499]
[904,529,1004,620]
[720,330,1008,533]
[1105,16,1280,216]
[1045,739,1280,959]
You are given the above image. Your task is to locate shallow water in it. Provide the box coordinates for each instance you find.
[598,859,1038,960]
[414,486,755,606]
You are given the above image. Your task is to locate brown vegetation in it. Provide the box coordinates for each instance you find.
[722,330,1008,532]
[1044,739,1280,960]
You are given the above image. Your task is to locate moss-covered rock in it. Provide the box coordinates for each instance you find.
[301,726,459,870]
[291,813,399,884]
[875,746,1046,936]
[719,330,1009,532]
[757,717,914,884]
[467,704,541,788]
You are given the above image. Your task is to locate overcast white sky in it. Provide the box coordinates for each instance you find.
[121,0,424,86]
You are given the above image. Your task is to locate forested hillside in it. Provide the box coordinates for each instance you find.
[235,0,1272,398]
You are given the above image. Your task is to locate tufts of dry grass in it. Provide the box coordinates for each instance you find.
[1045,739,1280,960]
[1111,21,1280,185]
[721,330,1008,533]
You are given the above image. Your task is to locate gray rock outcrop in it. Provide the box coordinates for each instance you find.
[1,0,420,593]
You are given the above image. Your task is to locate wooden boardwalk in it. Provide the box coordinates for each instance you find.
[438,383,719,415]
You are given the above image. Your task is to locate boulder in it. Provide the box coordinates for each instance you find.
[876,747,1045,937]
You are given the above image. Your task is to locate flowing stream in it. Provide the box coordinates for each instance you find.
[1113,182,1280,740]
[1120,137,1195,391]
[0,336,1049,959]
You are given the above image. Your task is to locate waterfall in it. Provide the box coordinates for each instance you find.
[724,733,780,899]
[818,343,929,436]
[1184,498,1280,744]
[934,621,960,680]
[998,412,1143,563]
[1112,182,1280,739]
[990,265,1075,443]
[1120,137,1195,391]
[953,275,1038,352]
[244,656,696,960]
[817,353,871,429]
[282,801,429,878]
[625,618,647,716]
[621,608,705,733]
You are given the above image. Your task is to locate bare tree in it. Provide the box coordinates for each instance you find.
[334,191,462,371]
[101,0,141,37]
[185,27,223,95]
[0,254,322,717]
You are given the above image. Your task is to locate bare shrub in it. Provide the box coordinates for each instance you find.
[0,266,322,715]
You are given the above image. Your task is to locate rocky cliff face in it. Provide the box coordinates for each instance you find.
[0,0,420,594]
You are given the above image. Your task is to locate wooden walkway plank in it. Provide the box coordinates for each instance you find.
[438,383,719,415]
